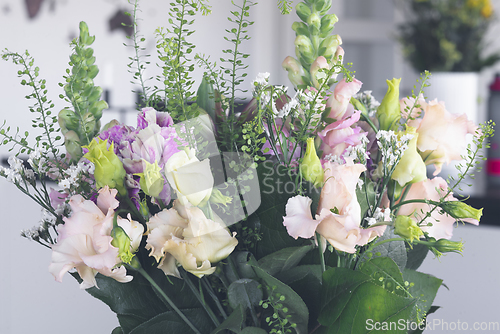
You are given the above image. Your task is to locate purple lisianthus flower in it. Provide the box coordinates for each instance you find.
[137,107,174,130]
[98,124,137,155]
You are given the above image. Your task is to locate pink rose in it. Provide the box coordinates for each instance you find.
[395,177,478,239]
[49,186,144,289]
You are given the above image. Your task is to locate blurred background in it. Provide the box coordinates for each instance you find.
[0,0,499,333]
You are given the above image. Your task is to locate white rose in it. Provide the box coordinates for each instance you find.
[165,148,214,206]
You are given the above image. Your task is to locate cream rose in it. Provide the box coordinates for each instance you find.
[165,148,214,206]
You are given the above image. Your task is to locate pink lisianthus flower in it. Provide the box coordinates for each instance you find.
[405,99,478,175]
[282,160,385,253]
[319,109,367,158]
[49,186,144,289]
[395,177,479,240]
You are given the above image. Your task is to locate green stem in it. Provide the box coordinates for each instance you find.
[137,267,202,334]
[360,112,378,133]
[316,232,326,273]
[202,277,228,320]
[180,269,221,327]
[391,199,440,212]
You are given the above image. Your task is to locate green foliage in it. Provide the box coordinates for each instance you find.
[59,21,108,161]
[397,0,500,72]
[154,0,199,122]
[1,50,62,159]
[125,0,153,106]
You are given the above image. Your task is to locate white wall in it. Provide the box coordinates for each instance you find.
[1,1,500,333]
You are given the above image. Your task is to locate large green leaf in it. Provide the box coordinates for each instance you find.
[240,327,268,334]
[402,269,442,321]
[249,162,307,259]
[275,265,323,329]
[211,305,246,334]
[251,265,310,334]
[128,309,213,334]
[258,245,314,275]
[319,258,422,334]
[228,278,263,311]
[405,243,429,270]
[362,228,407,271]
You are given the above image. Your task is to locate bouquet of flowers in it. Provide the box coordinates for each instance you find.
[1,0,494,333]
[396,0,500,72]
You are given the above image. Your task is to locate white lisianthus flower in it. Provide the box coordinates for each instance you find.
[164,148,214,207]
[146,202,238,278]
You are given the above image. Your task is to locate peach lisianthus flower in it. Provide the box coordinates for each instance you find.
[146,201,238,278]
[282,160,385,253]
[406,99,477,175]
[395,177,479,240]
[49,186,144,289]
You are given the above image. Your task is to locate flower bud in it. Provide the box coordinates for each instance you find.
[391,127,427,187]
[296,2,311,22]
[307,12,321,36]
[310,56,329,89]
[295,35,316,65]
[440,201,483,221]
[58,108,79,133]
[376,78,402,131]
[83,138,127,196]
[319,14,338,38]
[139,198,150,218]
[282,56,307,88]
[394,215,423,243]
[292,21,310,36]
[300,137,324,187]
[135,160,165,198]
[319,35,342,60]
[427,237,464,257]
[111,225,134,264]
[64,130,83,162]
[210,188,233,207]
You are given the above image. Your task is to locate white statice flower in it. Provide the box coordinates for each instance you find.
[357,178,364,190]
[364,217,377,226]
[57,162,88,191]
[324,154,344,165]
[376,130,413,168]
[364,207,391,227]
[353,90,380,117]
[252,72,270,96]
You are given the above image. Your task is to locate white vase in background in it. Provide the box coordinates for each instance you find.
[424,72,484,197]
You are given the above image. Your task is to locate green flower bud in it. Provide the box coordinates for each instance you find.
[319,35,342,60]
[426,237,464,257]
[292,21,309,37]
[391,127,427,187]
[64,130,83,162]
[350,97,367,114]
[83,138,127,196]
[138,198,150,218]
[300,137,324,187]
[210,188,233,207]
[319,14,338,38]
[315,0,332,15]
[111,226,134,264]
[440,201,483,221]
[394,215,423,243]
[296,2,311,23]
[58,108,79,133]
[282,56,308,88]
[295,35,316,65]
[135,160,165,198]
[376,78,402,131]
[307,12,321,36]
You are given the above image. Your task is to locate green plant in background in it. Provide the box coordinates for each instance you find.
[397,0,500,72]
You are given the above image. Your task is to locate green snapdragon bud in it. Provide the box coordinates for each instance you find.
[319,34,342,60]
[282,56,308,88]
[296,2,311,22]
[64,131,83,162]
[83,138,127,196]
[295,35,316,65]
[111,226,134,264]
[319,14,338,38]
[440,201,483,221]
[135,160,165,198]
[300,137,324,187]
[292,21,310,36]
[307,12,321,36]
[376,78,402,131]
[58,108,79,134]
[394,215,423,243]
